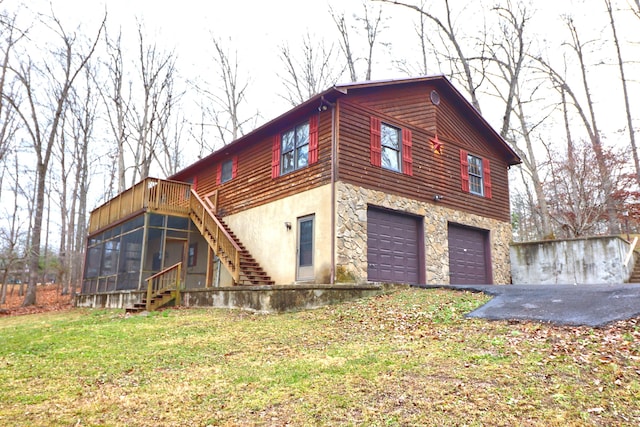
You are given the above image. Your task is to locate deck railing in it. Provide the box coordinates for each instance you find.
[88,178,192,234]
[145,262,182,311]
[189,190,241,283]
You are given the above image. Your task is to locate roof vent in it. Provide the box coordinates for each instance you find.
[430,90,440,105]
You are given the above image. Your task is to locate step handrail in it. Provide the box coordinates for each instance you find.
[145,262,182,311]
[625,236,638,267]
[189,190,241,283]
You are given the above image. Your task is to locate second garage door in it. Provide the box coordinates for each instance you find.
[367,207,422,285]
[448,224,491,284]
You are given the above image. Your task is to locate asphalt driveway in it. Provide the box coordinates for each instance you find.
[413,284,640,327]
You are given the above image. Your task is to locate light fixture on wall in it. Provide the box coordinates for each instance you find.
[433,194,444,202]
[285,222,292,231]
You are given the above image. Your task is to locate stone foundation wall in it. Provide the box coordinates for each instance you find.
[336,182,512,284]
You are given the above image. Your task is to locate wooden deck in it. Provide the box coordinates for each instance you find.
[88,178,192,234]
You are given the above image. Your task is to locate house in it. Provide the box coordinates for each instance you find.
[79,75,521,311]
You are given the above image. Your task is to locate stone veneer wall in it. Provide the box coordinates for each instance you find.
[336,182,513,284]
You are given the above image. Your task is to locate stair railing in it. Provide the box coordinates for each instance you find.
[145,262,182,311]
[189,190,241,283]
[625,236,638,268]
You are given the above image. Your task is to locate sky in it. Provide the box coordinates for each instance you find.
[2,0,638,250]
[10,0,633,129]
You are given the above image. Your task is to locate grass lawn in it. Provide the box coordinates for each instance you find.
[1,288,639,426]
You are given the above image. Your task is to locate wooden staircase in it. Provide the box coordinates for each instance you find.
[127,262,183,313]
[189,190,274,286]
[217,217,275,286]
[628,256,640,283]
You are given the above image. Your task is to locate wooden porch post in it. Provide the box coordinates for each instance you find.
[205,246,214,288]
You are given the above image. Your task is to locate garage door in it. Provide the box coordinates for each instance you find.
[448,224,491,284]
[367,208,421,284]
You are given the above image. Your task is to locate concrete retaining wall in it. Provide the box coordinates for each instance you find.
[510,236,637,285]
[75,283,400,313]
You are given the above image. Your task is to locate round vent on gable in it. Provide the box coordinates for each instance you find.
[430,90,440,105]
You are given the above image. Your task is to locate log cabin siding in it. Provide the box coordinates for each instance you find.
[342,83,437,133]
[336,99,511,223]
[187,110,333,217]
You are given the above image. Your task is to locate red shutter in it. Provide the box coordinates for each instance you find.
[460,149,470,193]
[309,115,319,164]
[402,128,413,176]
[232,155,238,179]
[271,135,281,178]
[193,176,198,191]
[216,163,222,185]
[483,158,492,199]
[370,116,381,166]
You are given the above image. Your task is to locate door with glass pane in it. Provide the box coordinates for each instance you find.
[296,215,314,281]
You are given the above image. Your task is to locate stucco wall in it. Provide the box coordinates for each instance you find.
[223,184,333,285]
[336,182,513,285]
[510,236,636,284]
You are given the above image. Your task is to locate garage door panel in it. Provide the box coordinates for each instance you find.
[448,224,490,285]
[368,208,421,285]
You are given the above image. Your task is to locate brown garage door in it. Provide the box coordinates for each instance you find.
[367,208,421,284]
[448,224,491,284]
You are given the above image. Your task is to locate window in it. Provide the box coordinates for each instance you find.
[221,159,233,183]
[468,154,483,195]
[217,156,238,184]
[188,243,198,267]
[460,149,492,198]
[282,122,309,174]
[381,123,401,172]
[370,116,413,176]
[271,116,319,178]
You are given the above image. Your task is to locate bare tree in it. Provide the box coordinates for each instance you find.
[129,23,179,183]
[191,36,258,151]
[394,0,430,76]
[376,0,486,112]
[544,139,632,237]
[331,1,387,82]
[0,6,23,180]
[604,0,639,186]
[0,154,25,305]
[99,27,130,194]
[481,1,554,238]
[279,32,344,106]
[4,10,105,306]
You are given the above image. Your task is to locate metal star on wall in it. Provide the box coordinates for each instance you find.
[430,134,443,154]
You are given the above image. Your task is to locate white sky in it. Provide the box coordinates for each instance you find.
[2,0,638,248]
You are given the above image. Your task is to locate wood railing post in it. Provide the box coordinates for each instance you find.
[146,276,153,311]
[175,263,182,306]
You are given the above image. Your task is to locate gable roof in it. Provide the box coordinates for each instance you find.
[171,75,520,181]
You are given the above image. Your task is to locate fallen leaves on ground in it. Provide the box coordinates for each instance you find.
[0,284,73,317]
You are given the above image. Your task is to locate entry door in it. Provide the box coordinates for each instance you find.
[296,215,314,281]
[165,238,187,270]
